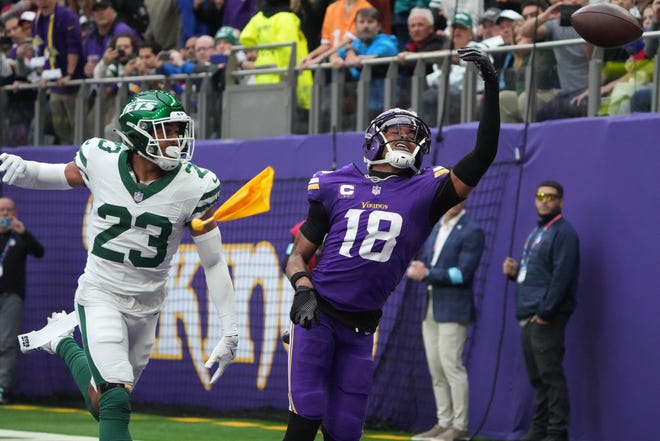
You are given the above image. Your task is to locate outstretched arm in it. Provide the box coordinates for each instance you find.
[193,215,238,384]
[450,47,500,199]
[0,154,85,189]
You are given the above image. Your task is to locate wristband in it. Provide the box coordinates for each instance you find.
[289,271,312,289]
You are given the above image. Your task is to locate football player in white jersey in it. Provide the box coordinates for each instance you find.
[0,90,238,441]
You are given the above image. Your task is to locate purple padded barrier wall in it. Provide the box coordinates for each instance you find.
[2,113,659,441]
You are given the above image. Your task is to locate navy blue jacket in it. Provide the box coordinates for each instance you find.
[514,216,580,321]
[419,214,485,324]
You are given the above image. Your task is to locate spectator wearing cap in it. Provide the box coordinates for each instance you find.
[496,9,523,43]
[437,0,482,36]
[32,0,84,145]
[495,9,523,89]
[449,11,473,49]
[211,25,250,90]
[477,7,500,41]
[83,0,140,79]
[17,11,35,35]
[213,25,239,62]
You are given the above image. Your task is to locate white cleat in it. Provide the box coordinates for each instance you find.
[18,310,78,354]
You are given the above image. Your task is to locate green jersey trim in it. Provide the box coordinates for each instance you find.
[118,150,181,203]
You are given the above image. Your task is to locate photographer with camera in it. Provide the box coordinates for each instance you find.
[93,32,140,138]
[93,32,140,79]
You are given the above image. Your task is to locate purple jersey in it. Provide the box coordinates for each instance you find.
[308,163,451,312]
[83,21,139,63]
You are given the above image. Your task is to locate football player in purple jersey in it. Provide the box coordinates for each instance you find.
[282,47,499,441]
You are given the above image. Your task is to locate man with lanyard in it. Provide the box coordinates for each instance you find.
[32,0,84,145]
[502,180,580,441]
[0,197,44,405]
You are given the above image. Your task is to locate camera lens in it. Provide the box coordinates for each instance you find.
[117,49,126,58]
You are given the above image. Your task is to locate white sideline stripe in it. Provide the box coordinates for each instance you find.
[0,429,98,440]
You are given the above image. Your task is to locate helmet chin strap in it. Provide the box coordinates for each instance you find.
[383,142,420,173]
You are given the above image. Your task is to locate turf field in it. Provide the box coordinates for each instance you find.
[0,403,504,440]
[0,403,413,441]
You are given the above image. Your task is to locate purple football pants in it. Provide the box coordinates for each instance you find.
[288,312,375,441]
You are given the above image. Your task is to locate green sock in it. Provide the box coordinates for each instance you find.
[98,386,132,441]
[56,338,99,421]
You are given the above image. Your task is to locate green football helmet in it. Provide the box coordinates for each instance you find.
[117,90,195,171]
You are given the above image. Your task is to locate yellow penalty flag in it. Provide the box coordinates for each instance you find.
[214,166,275,222]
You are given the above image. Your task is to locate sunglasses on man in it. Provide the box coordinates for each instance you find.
[536,192,560,202]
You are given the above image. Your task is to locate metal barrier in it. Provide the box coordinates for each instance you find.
[222,41,297,139]
[0,72,219,146]
[300,30,660,132]
[1,31,659,145]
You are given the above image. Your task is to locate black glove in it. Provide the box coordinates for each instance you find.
[290,286,320,329]
[457,47,497,85]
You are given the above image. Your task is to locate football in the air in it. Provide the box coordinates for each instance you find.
[570,3,643,48]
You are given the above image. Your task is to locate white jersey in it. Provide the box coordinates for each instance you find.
[73,138,220,313]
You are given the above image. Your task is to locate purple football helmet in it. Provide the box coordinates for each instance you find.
[363,108,431,173]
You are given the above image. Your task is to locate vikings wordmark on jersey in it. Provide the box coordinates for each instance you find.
[306,163,450,312]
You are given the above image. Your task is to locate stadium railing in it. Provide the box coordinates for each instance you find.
[1,31,659,146]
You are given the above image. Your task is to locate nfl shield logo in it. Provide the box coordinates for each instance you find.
[371,185,381,196]
[133,191,144,202]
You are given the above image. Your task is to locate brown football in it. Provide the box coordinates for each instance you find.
[571,3,643,48]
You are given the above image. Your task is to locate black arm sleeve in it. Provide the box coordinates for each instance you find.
[451,84,500,187]
[299,201,330,245]
[429,176,464,226]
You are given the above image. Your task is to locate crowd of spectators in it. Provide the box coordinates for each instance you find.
[0,0,658,145]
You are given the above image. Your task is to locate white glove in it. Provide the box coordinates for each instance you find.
[0,153,27,185]
[205,335,238,384]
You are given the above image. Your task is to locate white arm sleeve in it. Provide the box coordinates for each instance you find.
[194,227,238,336]
[0,154,72,189]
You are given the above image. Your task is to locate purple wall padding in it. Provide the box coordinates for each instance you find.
[3,113,659,441]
